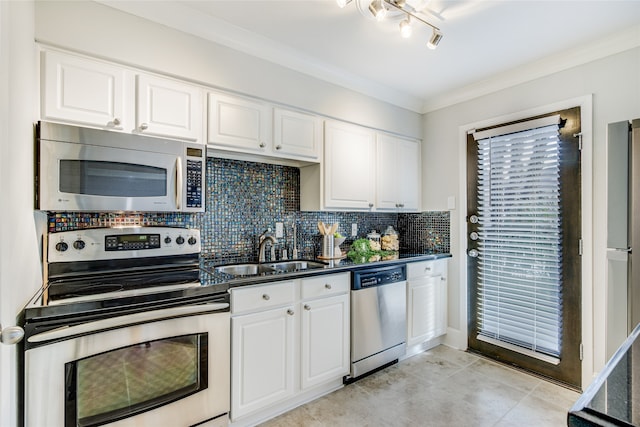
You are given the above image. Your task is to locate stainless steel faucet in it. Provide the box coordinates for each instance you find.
[258,229,278,262]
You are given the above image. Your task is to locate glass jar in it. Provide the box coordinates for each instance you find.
[367,230,381,251]
[381,226,399,251]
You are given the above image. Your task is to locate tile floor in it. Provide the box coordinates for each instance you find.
[260,345,580,426]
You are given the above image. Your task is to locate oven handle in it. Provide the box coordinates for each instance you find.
[27,302,229,344]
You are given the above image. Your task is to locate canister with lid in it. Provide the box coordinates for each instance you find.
[367,230,381,251]
[381,226,399,251]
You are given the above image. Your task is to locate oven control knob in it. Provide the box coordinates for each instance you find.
[188,236,197,245]
[176,236,185,245]
[55,241,68,252]
[164,236,172,244]
[73,240,85,250]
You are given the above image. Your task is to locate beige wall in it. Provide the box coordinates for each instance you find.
[422,47,640,385]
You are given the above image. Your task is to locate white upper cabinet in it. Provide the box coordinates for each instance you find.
[41,49,204,143]
[135,74,202,141]
[376,133,421,212]
[323,120,376,210]
[207,92,271,153]
[41,50,128,130]
[273,108,321,160]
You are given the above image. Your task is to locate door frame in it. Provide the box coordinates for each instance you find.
[454,95,594,389]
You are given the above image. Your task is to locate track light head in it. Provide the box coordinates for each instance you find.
[399,16,412,38]
[368,0,387,21]
[427,29,443,49]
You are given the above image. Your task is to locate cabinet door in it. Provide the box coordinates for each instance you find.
[208,92,270,153]
[376,133,400,210]
[435,275,448,338]
[324,120,375,210]
[407,276,439,346]
[376,133,421,211]
[273,108,321,160]
[231,306,295,420]
[41,50,127,129]
[397,137,421,211]
[300,294,350,389]
[136,74,202,142]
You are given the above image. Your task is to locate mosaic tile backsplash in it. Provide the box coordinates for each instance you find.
[48,158,449,264]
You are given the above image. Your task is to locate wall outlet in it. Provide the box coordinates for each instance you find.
[351,223,358,237]
[275,222,284,238]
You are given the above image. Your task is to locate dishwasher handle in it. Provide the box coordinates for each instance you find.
[27,302,229,344]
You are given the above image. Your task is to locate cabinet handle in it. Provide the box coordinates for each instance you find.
[399,203,405,208]
[262,294,270,301]
[304,304,311,311]
[139,123,149,131]
[259,142,266,148]
[287,309,294,316]
[324,284,332,290]
[112,118,121,126]
[425,267,432,272]
[275,145,282,150]
[368,203,374,208]
[441,277,446,281]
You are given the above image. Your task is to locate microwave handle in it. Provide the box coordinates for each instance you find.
[176,157,183,210]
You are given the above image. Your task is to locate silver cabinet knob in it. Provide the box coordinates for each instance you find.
[368,203,374,208]
[139,123,149,131]
[259,142,266,148]
[324,284,332,290]
[262,294,270,301]
[287,309,294,316]
[275,145,282,150]
[112,117,121,126]
[304,304,311,311]
[0,324,24,345]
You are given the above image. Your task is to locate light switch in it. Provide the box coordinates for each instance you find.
[351,223,358,236]
[275,222,284,238]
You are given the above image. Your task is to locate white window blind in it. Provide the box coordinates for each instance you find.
[474,117,562,358]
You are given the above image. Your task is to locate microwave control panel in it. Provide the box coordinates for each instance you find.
[186,159,203,209]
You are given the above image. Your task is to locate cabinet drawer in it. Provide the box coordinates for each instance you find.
[301,272,350,299]
[231,280,296,314]
[407,259,447,279]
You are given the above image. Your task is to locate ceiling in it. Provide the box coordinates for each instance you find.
[99,0,640,113]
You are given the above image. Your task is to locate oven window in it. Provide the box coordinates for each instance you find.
[59,160,167,197]
[65,334,208,427]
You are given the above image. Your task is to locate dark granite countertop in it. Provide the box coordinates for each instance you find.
[568,322,640,426]
[199,252,452,290]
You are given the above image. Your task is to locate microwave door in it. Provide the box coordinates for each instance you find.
[39,139,179,212]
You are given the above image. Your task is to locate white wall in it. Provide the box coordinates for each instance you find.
[33,0,422,139]
[423,47,640,387]
[0,1,42,426]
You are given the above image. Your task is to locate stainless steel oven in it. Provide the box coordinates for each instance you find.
[36,121,205,213]
[23,227,230,427]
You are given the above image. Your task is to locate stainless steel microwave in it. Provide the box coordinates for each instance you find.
[36,121,205,212]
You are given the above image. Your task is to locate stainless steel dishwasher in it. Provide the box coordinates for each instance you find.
[346,264,407,381]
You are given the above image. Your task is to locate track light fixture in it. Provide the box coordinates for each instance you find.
[337,0,443,48]
[368,0,387,21]
[399,16,412,39]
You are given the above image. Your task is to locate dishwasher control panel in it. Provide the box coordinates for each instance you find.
[352,265,406,290]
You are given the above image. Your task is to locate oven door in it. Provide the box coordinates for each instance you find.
[38,138,181,212]
[25,304,230,427]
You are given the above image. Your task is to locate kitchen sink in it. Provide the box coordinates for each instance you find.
[266,260,327,273]
[214,260,327,277]
[215,264,275,276]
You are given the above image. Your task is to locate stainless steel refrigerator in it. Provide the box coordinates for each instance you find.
[607,119,640,357]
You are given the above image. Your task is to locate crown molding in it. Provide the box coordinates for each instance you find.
[421,23,640,113]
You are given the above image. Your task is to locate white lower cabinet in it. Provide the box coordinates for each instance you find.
[230,273,349,424]
[231,305,296,419]
[300,293,350,390]
[406,259,448,347]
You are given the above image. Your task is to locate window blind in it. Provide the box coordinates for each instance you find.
[474,119,562,358]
